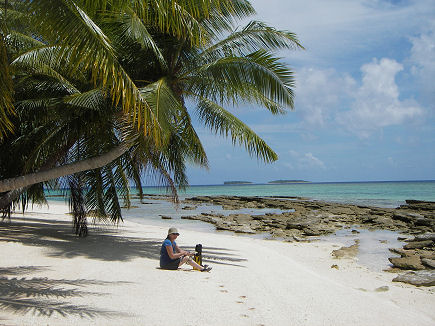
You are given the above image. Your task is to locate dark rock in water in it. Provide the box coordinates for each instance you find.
[160,215,172,219]
[403,240,433,250]
[392,212,413,223]
[286,222,307,230]
[413,233,435,241]
[182,205,197,210]
[302,227,322,236]
[389,247,409,256]
[421,258,435,269]
[388,256,425,270]
[414,218,433,227]
[393,270,435,286]
[403,200,435,211]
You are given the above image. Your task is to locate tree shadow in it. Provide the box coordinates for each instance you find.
[0,216,162,261]
[0,216,247,267]
[184,246,248,268]
[0,266,129,319]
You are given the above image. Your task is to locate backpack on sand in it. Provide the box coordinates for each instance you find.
[193,244,203,269]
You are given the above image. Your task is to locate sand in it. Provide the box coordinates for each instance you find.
[0,202,434,326]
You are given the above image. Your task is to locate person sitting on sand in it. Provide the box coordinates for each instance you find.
[160,227,212,272]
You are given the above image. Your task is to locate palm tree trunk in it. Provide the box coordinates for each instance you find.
[0,142,131,193]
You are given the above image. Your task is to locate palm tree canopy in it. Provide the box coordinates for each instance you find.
[0,0,303,228]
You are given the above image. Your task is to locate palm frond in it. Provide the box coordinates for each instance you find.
[104,7,167,68]
[196,98,278,163]
[4,31,45,58]
[0,33,14,139]
[63,89,106,111]
[203,20,304,58]
[183,49,295,110]
[131,0,254,46]
[26,0,160,138]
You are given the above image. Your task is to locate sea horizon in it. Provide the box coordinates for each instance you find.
[153,179,435,187]
[46,179,434,208]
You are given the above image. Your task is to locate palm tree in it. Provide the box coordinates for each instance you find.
[0,0,303,234]
[0,0,254,193]
[0,0,16,139]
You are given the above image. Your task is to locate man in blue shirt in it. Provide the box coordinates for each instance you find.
[160,227,212,272]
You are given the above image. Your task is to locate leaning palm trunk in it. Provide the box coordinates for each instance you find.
[0,142,131,193]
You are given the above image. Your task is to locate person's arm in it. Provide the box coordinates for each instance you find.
[174,244,193,256]
[165,244,184,259]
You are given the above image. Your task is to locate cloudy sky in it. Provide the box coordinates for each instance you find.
[185,0,435,185]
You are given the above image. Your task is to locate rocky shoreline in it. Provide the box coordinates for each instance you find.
[179,195,435,286]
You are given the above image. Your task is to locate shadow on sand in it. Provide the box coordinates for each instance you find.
[0,214,248,323]
[0,215,247,265]
[0,266,128,319]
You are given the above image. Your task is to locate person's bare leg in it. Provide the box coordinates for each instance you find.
[178,256,203,270]
[187,257,204,270]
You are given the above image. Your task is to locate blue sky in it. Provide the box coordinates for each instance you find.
[185,0,435,185]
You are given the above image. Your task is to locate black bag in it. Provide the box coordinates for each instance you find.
[194,244,203,267]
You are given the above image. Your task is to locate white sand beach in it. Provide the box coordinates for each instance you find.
[0,202,434,326]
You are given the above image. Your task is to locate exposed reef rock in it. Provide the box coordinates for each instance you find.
[182,196,435,240]
[332,240,360,259]
[181,195,435,286]
[393,270,435,287]
[388,233,434,286]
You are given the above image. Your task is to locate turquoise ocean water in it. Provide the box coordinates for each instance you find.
[138,180,435,208]
[45,180,434,271]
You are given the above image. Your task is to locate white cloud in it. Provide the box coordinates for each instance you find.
[409,22,435,106]
[295,67,355,127]
[303,153,326,169]
[337,58,424,138]
[249,0,435,65]
[286,151,326,170]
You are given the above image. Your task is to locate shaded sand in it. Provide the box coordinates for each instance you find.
[0,202,434,326]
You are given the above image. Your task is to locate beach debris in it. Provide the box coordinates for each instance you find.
[332,240,360,259]
[331,264,339,269]
[393,270,435,287]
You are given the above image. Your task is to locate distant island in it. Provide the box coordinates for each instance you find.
[268,180,310,184]
[224,181,253,185]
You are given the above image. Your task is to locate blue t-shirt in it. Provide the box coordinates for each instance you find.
[160,239,177,266]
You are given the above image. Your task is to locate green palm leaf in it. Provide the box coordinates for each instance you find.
[196,98,278,163]
[184,49,295,111]
[203,20,304,57]
[26,0,160,138]
[0,33,14,139]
